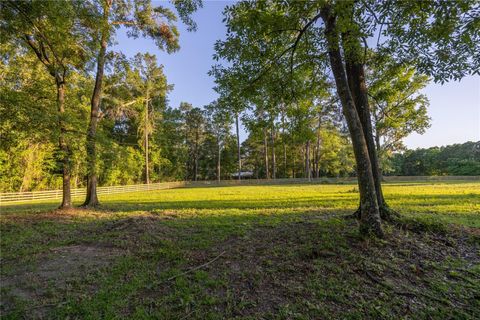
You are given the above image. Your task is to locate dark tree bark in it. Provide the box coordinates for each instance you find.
[344,41,397,221]
[83,2,111,207]
[22,35,72,209]
[235,112,241,180]
[57,81,72,209]
[321,6,383,237]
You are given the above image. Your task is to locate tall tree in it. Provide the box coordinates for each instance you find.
[131,53,170,184]
[211,68,248,180]
[180,103,205,181]
[1,0,91,208]
[205,100,232,182]
[83,0,201,206]
[213,0,479,237]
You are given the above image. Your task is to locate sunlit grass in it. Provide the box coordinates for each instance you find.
[1,181,479,319]
[2,181,479,227]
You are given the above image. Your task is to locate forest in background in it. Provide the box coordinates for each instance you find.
[1,0,479,237]
[1,39,478,193]
[1,0,479,193]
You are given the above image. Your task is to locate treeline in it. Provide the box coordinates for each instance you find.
[388,142,480,176]
[210,0,479,237]
[1,0,479,236]
[0,0,201,203]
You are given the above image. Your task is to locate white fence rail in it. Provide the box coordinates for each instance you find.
[0,181,186,204]
[1,176,478,205]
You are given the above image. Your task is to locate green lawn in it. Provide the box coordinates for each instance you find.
[1,181,479,319]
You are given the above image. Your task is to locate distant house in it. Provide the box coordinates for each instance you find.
[231,171,254,179]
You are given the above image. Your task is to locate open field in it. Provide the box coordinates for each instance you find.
[1,181,479,319]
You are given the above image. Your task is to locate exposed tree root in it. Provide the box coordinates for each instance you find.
[344,204,400,223]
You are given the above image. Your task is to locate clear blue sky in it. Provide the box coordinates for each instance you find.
[115,0,480,149]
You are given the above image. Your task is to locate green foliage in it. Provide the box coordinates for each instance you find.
[1,0,478,194]
[0,43,91,192]
[318,127,355,177]
[367,53,431,169]
[376,0,480,83]
[100,145,144,186]
[389,141,480,176]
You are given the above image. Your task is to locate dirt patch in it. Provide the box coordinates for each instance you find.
[1,244,124,316]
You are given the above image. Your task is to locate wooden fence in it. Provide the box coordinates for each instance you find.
[1,176,478,205]
[0,181,186,204]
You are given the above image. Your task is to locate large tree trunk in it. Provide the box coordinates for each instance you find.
[321,7,383,237]
[22,36,72,208]
[144,88,150,184]
[235,112,241,180]
[263,128,269,179]
[271,123,276,179]
[57,81,72,209]
[344,48,395,221]
[83,5,110,207]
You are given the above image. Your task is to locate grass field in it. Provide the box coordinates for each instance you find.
[1,181,479,319]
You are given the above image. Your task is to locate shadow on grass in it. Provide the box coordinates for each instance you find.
[1,191,477,215]
[1,205,479,319]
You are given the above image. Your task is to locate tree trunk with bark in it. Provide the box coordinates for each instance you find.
[292,148,296,178]
[22,34,72,208]
[264,128,269,179]
[305,140,311,181]
[315,112,322,178]
[217,139,221,182]
[194,130,199,181]
[281,108,287,178]
[302,145,305,177]
[321,6,383,237]
[144,88,150,184]
[344,42,396,221]
[57,81,72,209]
[271,123,276,179]
[83,3,110,207]
[235,112,241,180]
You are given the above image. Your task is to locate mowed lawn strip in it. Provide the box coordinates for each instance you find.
[1,181,479,319]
